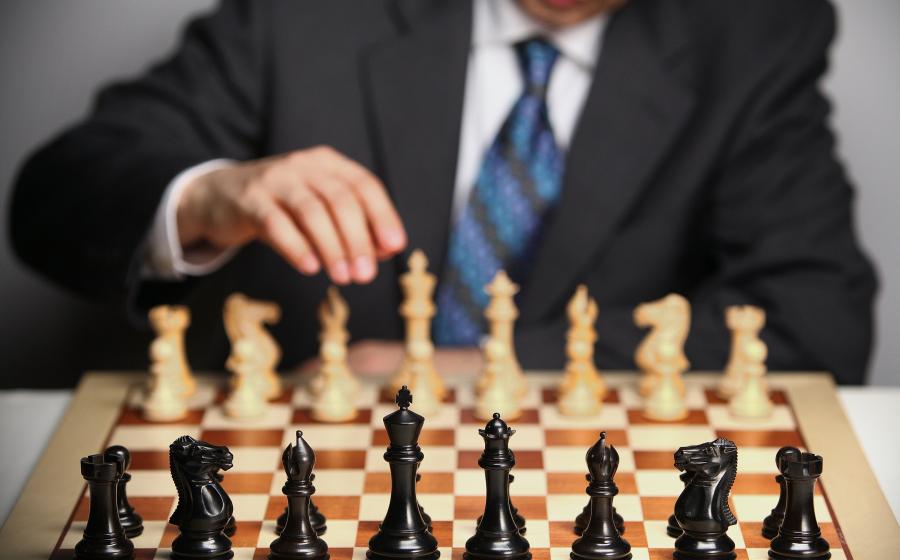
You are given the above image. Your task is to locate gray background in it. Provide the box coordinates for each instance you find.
[1,0,898,386]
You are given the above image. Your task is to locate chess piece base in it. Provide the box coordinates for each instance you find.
[768,534,831,560]
[367,551,440,560]
[73,536,134,560]
[171,532,234,560]
[673,532,735,560]
[120,514,143,539]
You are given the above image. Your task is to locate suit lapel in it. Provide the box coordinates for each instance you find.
[362,0,473,278]
[522,3,696,321]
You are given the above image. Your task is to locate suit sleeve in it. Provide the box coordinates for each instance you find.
[9,0,267,302]
[684,1,877,385]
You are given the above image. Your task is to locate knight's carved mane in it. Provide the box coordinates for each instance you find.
[168,435,194,525]
[711,439,738,526]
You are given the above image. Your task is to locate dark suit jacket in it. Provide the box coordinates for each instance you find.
[10,0,877,384]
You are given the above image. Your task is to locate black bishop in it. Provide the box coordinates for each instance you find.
[268,430,330,560]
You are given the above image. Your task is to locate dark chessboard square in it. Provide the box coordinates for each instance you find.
[230,520,264,546]
[633,451,676,470]
[540,387,620,404]
[304,450,367,469]
[705,388,788,405]
[640,496,677,520]
[739,521,771,549]
[199,428,284,447]
[545,428,628,447]
[622,521,647,547]
[75,495,175,522]
[627,409,708,425]
[379,388,457,404]
[454,495,485,521]
[457,449,543,469]
[731,473,781,494]
[372,428,455,446]
[292,408,373,424]
[117,407,205,425]
[549,520,577,547]
[128,450,170,470]
[356,520,381,547]
[547,472,589,494]
[459,408,540,424]
[715,429,804,449]
[431,520,453,545]
[221,472,274,494]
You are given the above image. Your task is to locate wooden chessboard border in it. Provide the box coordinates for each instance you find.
[0,371,896,559]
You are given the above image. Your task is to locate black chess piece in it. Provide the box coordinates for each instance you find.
[214,472,237,537]
[478,473,526,534]
[103,445,144,539]
[575,474,624,536]
[366,387,439,560]
[569,432,631,560]
[169,435,235,560]
[762,447,802,540]
[277,479,327,535]
[673,438,738,560]
[768,451,831,560]
[269,430,330,560]
[464,413,531,560]
[74,453,134,560]
[417,472,433,531]
[667,472,693,538]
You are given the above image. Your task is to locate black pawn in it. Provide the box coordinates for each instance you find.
[74,453,134,560]
[269,430,330,560]
[104,445,143,539]
[464,413,531,560]
[768,451,831,560]
[762,447,802,539]
[569,432,631,560]
[479,473,526,534]
[417,472,433,531]
[366,387,439,560]
[667,472,693,538]
[213,472,237,537]
[575,474,624,536]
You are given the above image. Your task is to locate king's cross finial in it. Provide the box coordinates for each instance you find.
[396,385,413,409]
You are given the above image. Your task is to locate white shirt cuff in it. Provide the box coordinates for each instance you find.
[141,159,238,280]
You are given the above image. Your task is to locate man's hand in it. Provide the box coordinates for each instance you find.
[176,146,407,284]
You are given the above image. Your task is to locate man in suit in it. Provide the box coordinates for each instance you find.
[10,0,877,384]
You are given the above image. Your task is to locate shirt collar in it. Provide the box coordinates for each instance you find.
[473,0,608,70]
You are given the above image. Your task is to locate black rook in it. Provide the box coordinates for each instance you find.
[74,454,134,560]
[768,451,831,560]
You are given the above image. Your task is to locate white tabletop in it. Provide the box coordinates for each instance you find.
[1,387,898,529]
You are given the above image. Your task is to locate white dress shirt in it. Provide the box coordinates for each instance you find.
[143,0,607,279]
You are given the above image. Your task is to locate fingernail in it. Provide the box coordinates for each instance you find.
[300,255,320,275]
[331,260,351,285]
[382,228,407,251]
[353,256,376,283]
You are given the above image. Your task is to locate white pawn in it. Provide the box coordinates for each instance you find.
[729,339,773,419]
[224,338,267,419]
[643,366,687,421]
[406,341,441,416]
[311,341,358,423]
[143,338,187,422]
[475,339,521,421]
[558,365,601,417]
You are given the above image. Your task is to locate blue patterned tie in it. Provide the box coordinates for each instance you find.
[434,38,563,345]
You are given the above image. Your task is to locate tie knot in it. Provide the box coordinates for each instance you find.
[516,38,559,97]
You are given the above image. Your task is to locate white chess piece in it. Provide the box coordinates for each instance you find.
[719,305,767,399]
[224,338,267,419]
[634,294,689,398]
[143,338,187,422]
[479,271,527,398]
[406,340,441,416]
[729,338,774,419]
[558,363,601,417]
[223,293,282,400]
[558,285,605,416]
[475,339,521,421]
[643,340,688,421]
[148,305,196,398]
[311,340,358,422]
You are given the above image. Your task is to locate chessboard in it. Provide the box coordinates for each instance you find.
[0,371,895,560]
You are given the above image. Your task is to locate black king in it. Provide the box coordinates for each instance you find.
[366,387,439,560]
